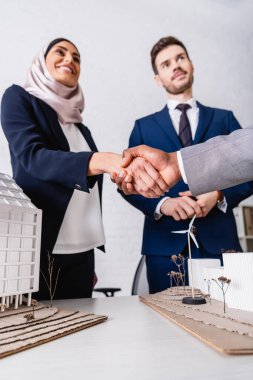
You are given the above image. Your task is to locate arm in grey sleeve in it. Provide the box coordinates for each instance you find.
[180,126,253,196]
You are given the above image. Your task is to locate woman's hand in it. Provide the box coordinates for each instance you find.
[89,151,170,198]
[88,152,123,176]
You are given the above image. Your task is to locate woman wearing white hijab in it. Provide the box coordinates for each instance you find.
[1,38,124,300]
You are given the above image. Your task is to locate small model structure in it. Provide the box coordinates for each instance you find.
[172,215,206,305]
[140,216,253,354]
[140,287,253,355]
[212,276,231,313]
[0,302,107,359]
[40,253,60,308]
[197,252,253,312]
[0,173,42,311]
[0,173,108,359]
[202,266,225,302]
[188,258,221,292]
[168,254,186,288]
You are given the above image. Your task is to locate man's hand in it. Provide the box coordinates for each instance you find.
[160,197,203,221]
[115,145,181,197]
[111,157,169,198]
[179,190,219,217]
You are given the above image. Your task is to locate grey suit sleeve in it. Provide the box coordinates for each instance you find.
[180,126,253,195]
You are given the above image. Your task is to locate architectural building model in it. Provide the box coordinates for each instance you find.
[0,173,108,358]
[189,253,253,312]
[0,303,107,359]
[1,173,253,357]
[141,286,253,354]
[141,241,253,354]
[0,173,42,311]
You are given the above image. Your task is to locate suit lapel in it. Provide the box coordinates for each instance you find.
[77,124,98,152]
[193,102,214,144]
[153,106,183,150]
[77,124,102,201]
[35,97,103,200]
[37,100,99,154]
[37,99,70,151]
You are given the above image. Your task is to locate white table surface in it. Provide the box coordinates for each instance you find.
[0,295,253,380]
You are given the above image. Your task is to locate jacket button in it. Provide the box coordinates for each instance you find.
[75,184,82,190]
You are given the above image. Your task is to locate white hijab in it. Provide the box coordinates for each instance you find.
[23,41,84,124]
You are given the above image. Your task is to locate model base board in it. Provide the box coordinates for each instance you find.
[140,287,253,355]
[0,303,107,359]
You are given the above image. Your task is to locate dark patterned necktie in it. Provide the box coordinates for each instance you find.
[176,103,192,147]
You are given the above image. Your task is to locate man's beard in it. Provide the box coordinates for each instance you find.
[164,75,194,95]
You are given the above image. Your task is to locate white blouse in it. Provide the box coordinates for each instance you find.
[52,122,105,254]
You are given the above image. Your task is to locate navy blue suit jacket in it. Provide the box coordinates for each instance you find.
[120,103,253,257]
[1,85,104,256]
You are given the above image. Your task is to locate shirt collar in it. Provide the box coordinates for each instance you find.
[167,97,197,111]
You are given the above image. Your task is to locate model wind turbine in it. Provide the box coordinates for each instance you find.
[172,215,206,305]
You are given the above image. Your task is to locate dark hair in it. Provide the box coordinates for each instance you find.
[44,38,80,58]
[151,36,190,74]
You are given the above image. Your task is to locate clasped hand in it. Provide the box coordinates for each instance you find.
[111,145,181,198]
[111,145,220,217]
[112,156,169,198]
[160,190,219,220]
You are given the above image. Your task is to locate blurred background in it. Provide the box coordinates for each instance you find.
[0,0,252,296]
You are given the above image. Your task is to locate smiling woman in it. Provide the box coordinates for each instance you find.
[45,39,81,87]
[0,38,125,300]
[0,38,170,300]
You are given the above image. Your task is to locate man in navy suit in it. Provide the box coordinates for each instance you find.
[120,36,253,293]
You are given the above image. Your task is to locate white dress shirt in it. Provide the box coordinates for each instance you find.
[155,98,227,218]
[53,122,105,254]
[168,97,199,138]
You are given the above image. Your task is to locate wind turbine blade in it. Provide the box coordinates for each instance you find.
[189,214,197,229]
[171,230,188,234]
[189,231,199,248]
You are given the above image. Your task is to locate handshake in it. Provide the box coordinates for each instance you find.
[111,145,181,198]
[90,144,224,220]
[110,145,223,221]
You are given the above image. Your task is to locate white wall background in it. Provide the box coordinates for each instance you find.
[0,0,253,296]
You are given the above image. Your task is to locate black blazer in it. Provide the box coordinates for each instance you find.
[1,84,104,255]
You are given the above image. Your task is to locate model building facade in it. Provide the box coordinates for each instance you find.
[0,173,42,311]
[190,253,253,311]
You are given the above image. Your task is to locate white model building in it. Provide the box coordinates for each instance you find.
[190,253,253,312]
[222,252,253,312]
[0,173,42,311]
[188,259,221,292]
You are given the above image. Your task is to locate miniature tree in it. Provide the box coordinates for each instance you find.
[0,303,6,312]
[31,299,38,318]
[24,313,34,322]
[204,278,212,304]
[168,254,187,289]
[168,271,173,288]
[24,299,39,322]
[212,276,231,313]
[168,270,184,288]
[40,252,60,308]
